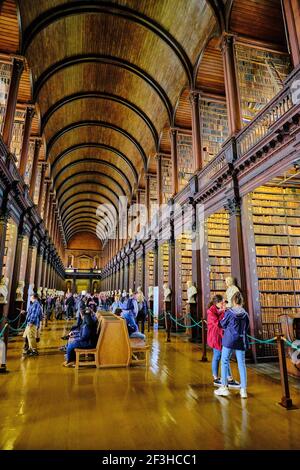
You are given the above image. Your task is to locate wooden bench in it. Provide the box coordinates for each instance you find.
[75,311,149,369]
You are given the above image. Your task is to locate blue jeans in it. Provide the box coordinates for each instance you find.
[212,348,232,378]
[221,347,247,388]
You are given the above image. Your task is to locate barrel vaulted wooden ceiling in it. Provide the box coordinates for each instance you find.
[0,0,287,244]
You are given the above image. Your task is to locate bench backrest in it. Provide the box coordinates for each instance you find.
[95,311,131,368]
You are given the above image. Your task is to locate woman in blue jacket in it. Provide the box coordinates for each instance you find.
[63,309,98,367]
[214,291,249,398]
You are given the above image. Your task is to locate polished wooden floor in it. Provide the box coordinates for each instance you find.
[0,321,300,450]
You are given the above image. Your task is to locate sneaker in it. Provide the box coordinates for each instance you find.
[62,361,75,367]
[214,386,230,397]
[28,350,39,356]
[240,388,248,398]
[213,378,222,387]
[228,379,240,389]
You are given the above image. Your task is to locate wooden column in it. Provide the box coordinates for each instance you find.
[43,180,51,222]
[170,129,179,195]
[225,196,247,297]
[0,208,10,279]
[241,194,263,363]
[282,0,300,67]
[19,106,35,177]
[29,140,42,200]
[37,163,47,214]
[222,34,242,135]
[2,58,24,148]
[190,91,203,172]
[145,174,151,224]
[156,154,162,206]
[23,239,37,307]
[34,243,44,290]
[168,238,176,316]
[41,249,48,289]
[8,225,25,320]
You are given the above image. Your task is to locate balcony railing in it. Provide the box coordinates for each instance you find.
[236,66,300,159]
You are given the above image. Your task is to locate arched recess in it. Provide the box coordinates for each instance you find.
[47,120,147,170]
[53,161,132,197]
[62,203,114,226]
[20,2,193,84]
[60,193,119,224]
[33,55,173,122]
[50,143,138,183]
[41,92,159,146]
[42,97,156,167]
[57,183,126,222]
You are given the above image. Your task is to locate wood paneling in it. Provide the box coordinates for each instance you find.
[196,37,225,94]
[159,128,171,154]
[0,0,19,53]
[68,232,101,250]
[174,88,192,129]
[15,1,217,238]
[230,0,287,46]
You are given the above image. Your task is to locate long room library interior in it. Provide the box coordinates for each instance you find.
[0,0,300,456]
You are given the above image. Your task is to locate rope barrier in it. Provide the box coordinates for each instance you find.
[8,320,26,332]
[0,323,8,338]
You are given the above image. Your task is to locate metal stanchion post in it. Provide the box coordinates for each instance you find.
[277,334,293,409]
[165,311,171,342]
[201,319,208,362]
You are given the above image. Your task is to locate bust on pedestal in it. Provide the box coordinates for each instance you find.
[148,286,153,301]
[16,281,25,301]
[163,284,172,341]
[163,283,171,303]
[0,276,9,304]
[186,281,200,342]
[225,276,239,308]
[187,281,197,304]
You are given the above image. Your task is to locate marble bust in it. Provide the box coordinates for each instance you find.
[187,281,197,303]
[225,276,239,308]
[16,280,25,301]
[163,283,171,302]
[0,276,9,304]
[148,286,153,301]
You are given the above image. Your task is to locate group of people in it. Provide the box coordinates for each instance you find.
[207,277,250,399]
[60,287,148,366]
[21,278,249,394]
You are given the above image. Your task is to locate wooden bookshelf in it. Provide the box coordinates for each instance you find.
[0,61,12,132]
[161,157,172,204]
[24,140,35,185]
[207,211,231,298]
[177,133,193,192]
[175,235,192,317]
[200,100,229,167]
[158,242,169,313]
[135,257,143,289]
[145,251,154,298]
[250,186,300,357]
[235,44,291,126]
[10,109,26,168]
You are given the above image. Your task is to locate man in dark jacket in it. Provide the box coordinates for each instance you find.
[22,293,43,356]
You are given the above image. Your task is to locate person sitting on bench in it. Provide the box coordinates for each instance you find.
[115,307,146,341]
[63,308,98,367]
